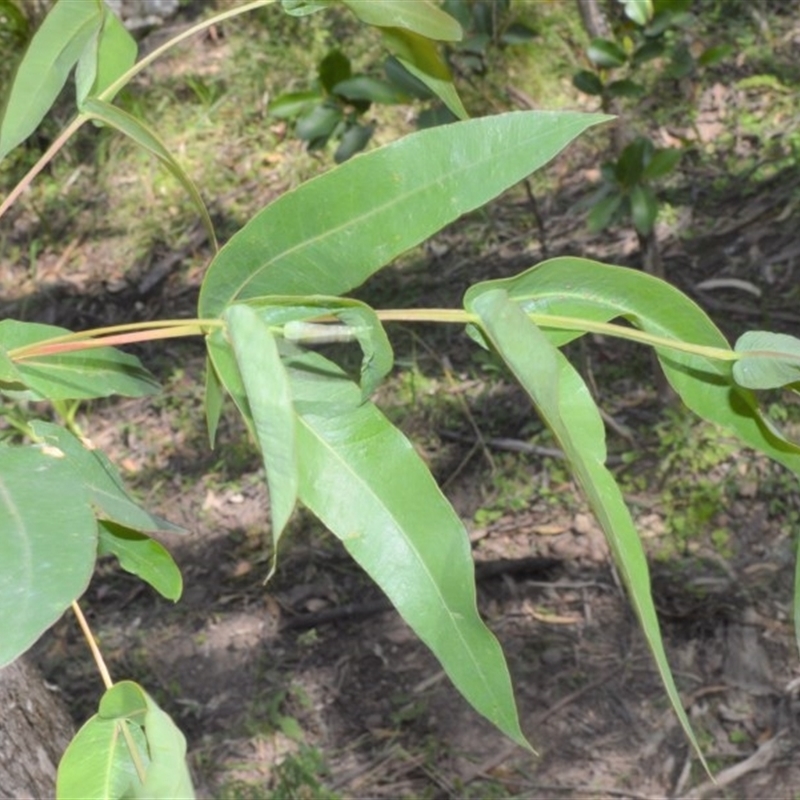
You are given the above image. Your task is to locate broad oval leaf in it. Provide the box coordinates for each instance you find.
[467,288,708,771]
[198,110,611,317]
[98,522,183,602]
[343,0,462,41]
[334,122,374,162]
[0,445,97,667]
[587,37,627,68]
[0,0,102,161]
[0,320,160,400]
[285,345,529,748]
[641,147,682,180]
[573,69,604,95]
[57,714,148,800]
[333,76,407,104]
[733,331,800,390]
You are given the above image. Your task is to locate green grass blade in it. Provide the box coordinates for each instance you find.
[199,111,611,317]
[285,345,529,748]
[469,287,708,772]
[0,0,102,161]
[80,98,218,252]
[0,446,97,668]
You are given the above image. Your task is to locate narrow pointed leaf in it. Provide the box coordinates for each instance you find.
[343,0,462,41]
[80,98,218,252]
[0,320,160,400]
[29,421,183,534]
[57,715,148,800]
[205,354,225,448]
[0,0,102,161]
[285,345,529,748]
[465,257,800,475]
[75,4,137,106]
[98,522,183,602]
[0,445,97,667]
[733,331,800,390]
[225,304,298,547]
[468,288,707,770]
[199,111,611,317]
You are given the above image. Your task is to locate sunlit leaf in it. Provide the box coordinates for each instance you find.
[0,445,97,667]
[343,0,462,41]
[733,331,800,390]
[199,111,611,316]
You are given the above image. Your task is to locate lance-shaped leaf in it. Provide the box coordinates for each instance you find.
[468,288,708,771]
[198,111,611,317]
[285,344,529,748]
[0,0,102,161]
[81,98,218,252]
[225,304,298,555]
[29,421,182,534]
[733,331,800,390]
[0,320,160,400]
[75,3,137,106]
[98,522,183,602]
[0,445,97,667]
[464,257,800,476]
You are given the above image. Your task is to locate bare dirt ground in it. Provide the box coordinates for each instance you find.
[5,11,800,799]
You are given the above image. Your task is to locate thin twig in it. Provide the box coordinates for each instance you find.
[71,601,113,690]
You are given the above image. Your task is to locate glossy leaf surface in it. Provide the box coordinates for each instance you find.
[199,111,610,316]
[0,446,97,667]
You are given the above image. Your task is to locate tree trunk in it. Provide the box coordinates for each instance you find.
[0,657,75,798]
[576,0,612,40]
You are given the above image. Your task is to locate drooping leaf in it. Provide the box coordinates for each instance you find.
[57,714,148,800]
[464,257,800,478]
[380,26,467,119]
[80,98,218,252]
[284,344,529,748]
[0,445,97,667]
[343,0,462,41]
[225,304,298,552]
[75,3,137,106]
[98,522,183,602]
[29,421,183,534]
[733,331,800,390]
[468,287,708,770]
[0,0,102,161]
[205,354,225,448]
[199,111,611,317]
[0,320,160,401]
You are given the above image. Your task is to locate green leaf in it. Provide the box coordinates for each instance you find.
[334,122,374,162]
[733,331,800,390]
[343,0,462,41]
[588,192,624,232]
[0,445,97,667]
[333,76,407,104]
[641,147,682,180]
[587,37,627,68]
[698,43,733,67]
[57,714,148,800]
[29,421,182,534]
[384,55,434,99]
[380,27,467,119]
[99,681,148,722]
[467,287,707,771]
[0,319,160,400]
[465,257,800,479]
[632,39,664,65]
[295,102,342,143]
[269,89,324,119]
[132,688,195,799]
[501,22,538,45]
[281,0,333,15]
[318,49,351,94]
[615,137,653,187]
[225,304,298,553]
[605,78,645,98]
[285,345,529,748]
[75,3,137,106]
[199,110,611,316]
[630,183,658,235]
[620,0,653,26]
[80,98,218,253]
[98,522,183,602]
[0,0,102,161]
[572,70,604,95]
